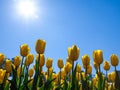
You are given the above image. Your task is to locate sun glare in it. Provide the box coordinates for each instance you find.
[16,0,38,19]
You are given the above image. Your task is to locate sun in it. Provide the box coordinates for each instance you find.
[16,0,38,19]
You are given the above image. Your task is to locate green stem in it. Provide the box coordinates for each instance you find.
[71,61,74,90]
[32,54,40,90]
[85,65,87,77]
[99,64,102,90]
[60,68,61,84]
[106,70,108,90]
[18,56,24,89]
[48,68,49,77]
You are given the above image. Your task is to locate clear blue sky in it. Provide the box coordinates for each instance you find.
[0,0,120,74]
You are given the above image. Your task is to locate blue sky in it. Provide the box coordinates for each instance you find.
[0,0,120,74]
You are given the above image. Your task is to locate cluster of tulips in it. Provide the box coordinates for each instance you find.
[0,39,120,90]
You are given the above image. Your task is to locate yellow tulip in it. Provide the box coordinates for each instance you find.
[49,67,53,74]
[66,57,72,64]
[60,70,66,80]
[35,39,46,54]
[68,45,80,61]
[25,53,34,66]
[103,61,110,71]
[28,68,34,77]
[36,54,45,67]
[93,50,103,65]
[0,69,6,84]
[76,64,81,73]
[46,58,53,68]
[81,72,85,78]
[5,59,12,73]
[14,56,21,67]
[82,54,90,67]
[27,53,34,64]
[20,44,30,57]
[93,62,99,69]
[58,59,64,69]
[87,65,92,74]
[0,53,5,64]
[64,62,72,74]
[92,77,98,87]
[76,72,81,81]
[111,71,116,82]
[110,54,119,66]
[108,73,112,81]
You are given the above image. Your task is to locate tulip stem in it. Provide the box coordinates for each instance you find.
[106,70,108,90]
[72,61,74,90]
[32,54,40,90]
[85,65,87,77]
[115,66,117,71]
[60,68,61,84]
[18,56,24,89]
[48,68,49,77]
[99,64,102,90]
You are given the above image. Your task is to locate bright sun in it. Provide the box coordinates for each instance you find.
[16,0,38,19]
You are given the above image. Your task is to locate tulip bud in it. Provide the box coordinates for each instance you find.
[25,53,34,66]
[35,39,46,54]
[93,62,99,69]
[46,58,53,68]
[36,54,45,67]
[60,70,66,80]
[49,67,53,74]
[92,77,98,87]
[5,59,12,73]
[76,72,81,81]
[0,53,5,64]
[28,68,34,77]
[111,71,116,82]
[110,54,119,66]
[82,54,90,67]
[58,59,64,69]
[66,57,72,64]
[108,73,112,81]
[14,56,21,67]
[81,72,85,78]
[0,69,6,84]
[64,62,72,74]
[76,64,81,73]
[20,44,30,57]
[68,45,80,61]
[103,61,110,71]
[93,50,103,65]
[87,65,92,74]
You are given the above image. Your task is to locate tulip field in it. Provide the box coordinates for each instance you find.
[0,39,120,90]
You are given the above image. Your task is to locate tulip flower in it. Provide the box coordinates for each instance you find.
[110,54,119,67]
[82,54,90,68]
[20,44,30,57]
[25,53,34,66]
[93,50,103,65]
[58,59,64,69]
[5,59,12,73]
[35,39,46,54]
[0,53,5,64]
[103,61,110,71]
[68,45,80,61]
[14,56,21,67]
[28,68,34,78]
[0,69,6,84]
